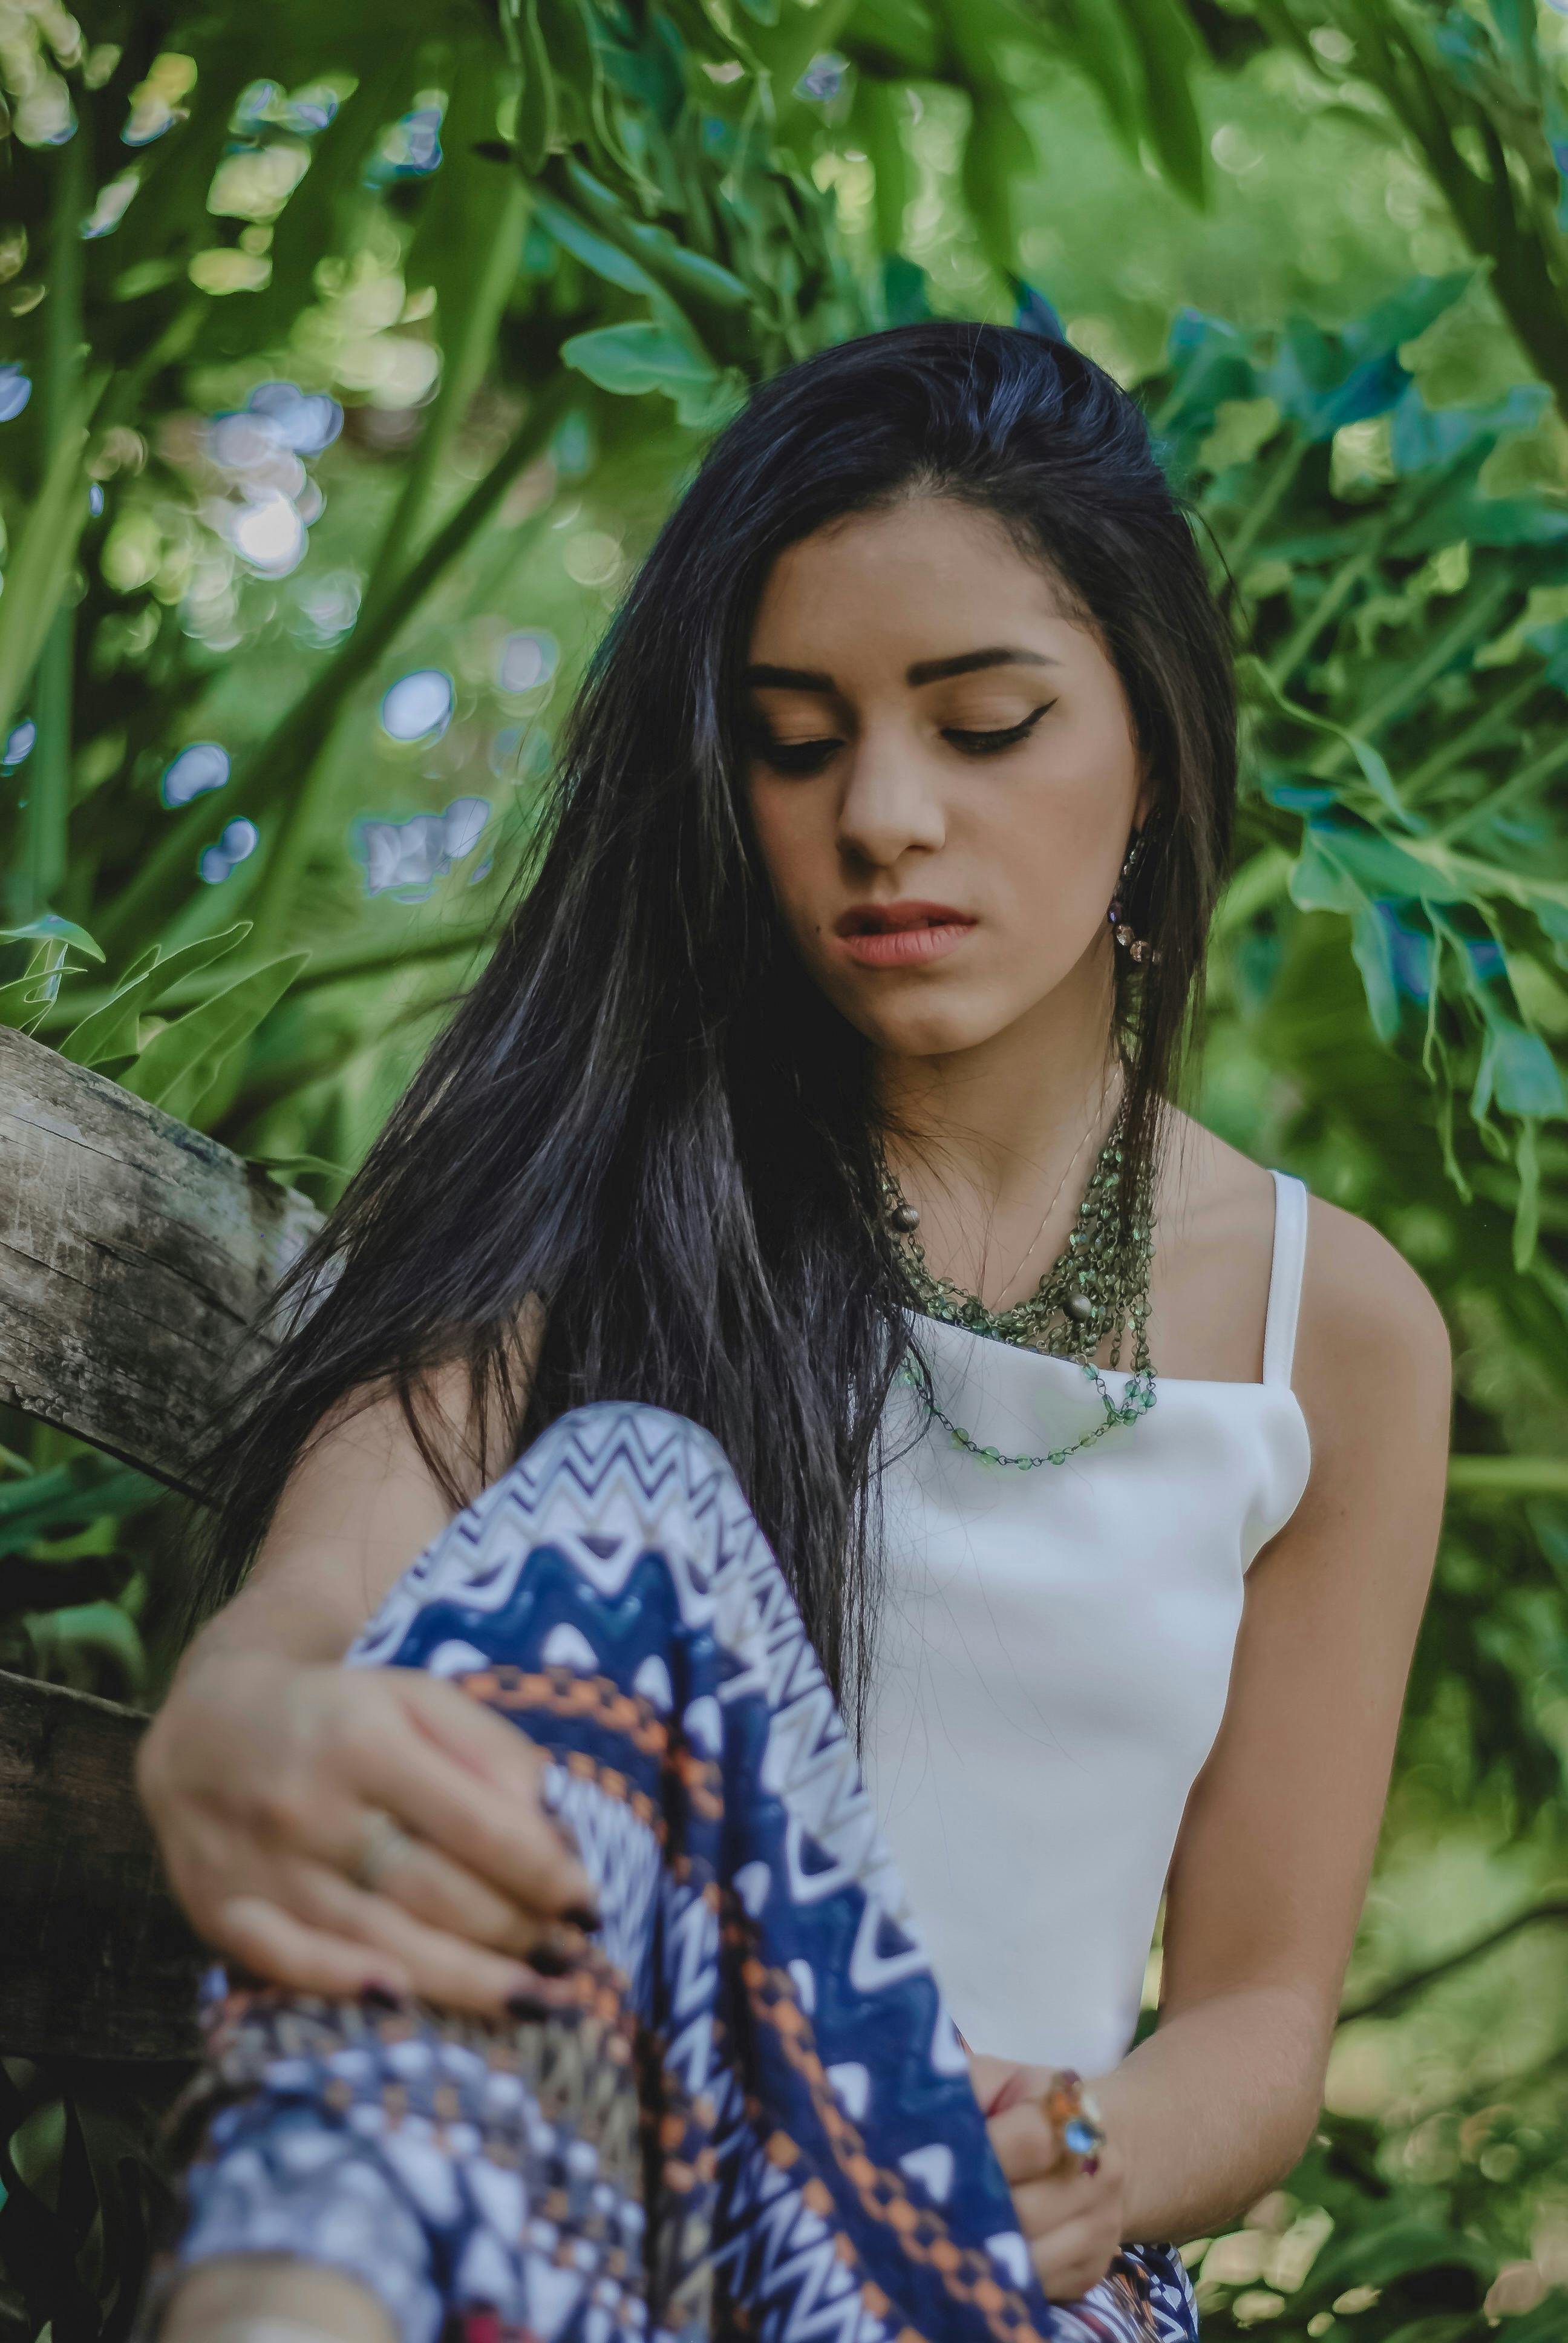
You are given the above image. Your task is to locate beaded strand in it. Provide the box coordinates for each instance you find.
[877,1100,1157,1470]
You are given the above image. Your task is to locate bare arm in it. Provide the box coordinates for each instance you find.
[1091,1199,1451,2240]
[179,1366,485,1670]
[139,1330,598,2011]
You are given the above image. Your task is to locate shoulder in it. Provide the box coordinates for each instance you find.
[1289,1194,1451,1546]
[1296,1194,1451,1404]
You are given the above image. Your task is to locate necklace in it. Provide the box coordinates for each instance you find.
[877,1097,1157,1471]
[992,1086,1115,1305]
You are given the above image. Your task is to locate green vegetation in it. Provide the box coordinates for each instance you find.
[1,0,1566,2336]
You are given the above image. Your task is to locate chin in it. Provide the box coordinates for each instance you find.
[845,993,1010,1060]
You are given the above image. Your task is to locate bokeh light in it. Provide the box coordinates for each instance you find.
[496,629,558,692]
[198,816,258,885]
[229,490,308,575]
[380,669,454,743]
[162,742,230,807]
[3,720,37,770]
[354,796,491,897]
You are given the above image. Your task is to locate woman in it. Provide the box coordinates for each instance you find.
[136,322,1451,2343]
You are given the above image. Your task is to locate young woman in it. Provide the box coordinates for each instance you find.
[136,322,1451,2343]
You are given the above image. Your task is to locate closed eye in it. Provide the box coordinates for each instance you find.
[750,732,843,776]
[748,702,1053,775]
[942,704,1053,755]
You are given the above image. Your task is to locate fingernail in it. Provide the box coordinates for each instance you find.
[528,1942,573,1978]
[564,1905,601,1935]
[506,1990,550,2021]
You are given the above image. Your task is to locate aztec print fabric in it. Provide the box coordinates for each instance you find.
[157,1401,1200,2343]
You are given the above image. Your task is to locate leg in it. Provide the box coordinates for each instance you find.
[158,2258,396,2343]
[149,1402,1196,2343]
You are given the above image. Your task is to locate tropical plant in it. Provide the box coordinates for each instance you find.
[2,0,1568,2335]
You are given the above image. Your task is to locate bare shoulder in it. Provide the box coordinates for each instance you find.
[1296,1194,1451,1407]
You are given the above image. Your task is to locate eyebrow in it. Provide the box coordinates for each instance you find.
[742,646,1059,693]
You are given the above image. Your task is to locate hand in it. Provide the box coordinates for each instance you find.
[137,1648,599,2013]
[970,2056,1129,2302]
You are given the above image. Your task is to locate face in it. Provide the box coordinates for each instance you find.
[742,496,1149,1064]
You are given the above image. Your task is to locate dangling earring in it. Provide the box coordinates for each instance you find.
[1108,829,1159,966]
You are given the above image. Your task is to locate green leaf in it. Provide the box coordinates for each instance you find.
[1472,1021,1566,1122]
[0,1456,161,1558]
[0,915,104,962]
[561,320,719,398]
[25,1597,146,1699]
[250,1150,346,1182]
[959,90,1037,277]
[531,188,659,297]
[0,403,97,756]
[0,960,91,1032]
[119,951,308,1124]
[60,922,252,1067]
[561,161,753,311]
[1114,0,1206,206]
[514,0,557,171]
[1351,902,1402,1044]
[1295,822,1469,908]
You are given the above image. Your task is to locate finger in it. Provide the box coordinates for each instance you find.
[370,1838,546,1958]
[1030,2213,1114,2303]
[400,1673,558,1787]
[967,2054,1020,2115]
[295,1863,563,2015]
[340,1719,597,1919]
[988,2099,1064,2184]
[1010,2169,1103,2237]
[213,1896,412,2000]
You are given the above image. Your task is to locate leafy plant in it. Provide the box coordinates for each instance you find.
[3,0,1568,2335]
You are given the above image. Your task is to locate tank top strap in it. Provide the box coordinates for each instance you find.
[1262,1171,1310,1388]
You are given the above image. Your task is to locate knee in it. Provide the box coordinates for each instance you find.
[491,1399,742,1513]
[154,2257,397,2343]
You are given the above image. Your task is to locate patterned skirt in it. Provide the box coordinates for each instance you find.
[152,1402,1200,2343]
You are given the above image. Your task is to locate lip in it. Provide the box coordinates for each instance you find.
[832,899,977,969]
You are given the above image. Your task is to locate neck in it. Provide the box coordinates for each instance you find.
[878,948,1119,1196]
[874,943,1122,1308]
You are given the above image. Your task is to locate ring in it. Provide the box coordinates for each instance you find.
[1040,2067,1108,2178]
[350,1808,419,1893]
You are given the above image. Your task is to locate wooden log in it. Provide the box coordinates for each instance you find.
[0,1026,321,1496]
[0,1668,203,2060]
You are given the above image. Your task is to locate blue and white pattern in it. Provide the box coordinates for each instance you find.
[157,1402,1199,2343]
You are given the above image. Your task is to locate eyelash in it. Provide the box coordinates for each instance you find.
[753,703,1053,775]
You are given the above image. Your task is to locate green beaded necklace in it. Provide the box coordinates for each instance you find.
[877,1100,1157,1471]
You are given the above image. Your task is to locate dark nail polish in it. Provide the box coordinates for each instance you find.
[564,1905,601,1935]
[506,1990,550,2022]
[363,1984,402,2011]
[528,1942,573,1978]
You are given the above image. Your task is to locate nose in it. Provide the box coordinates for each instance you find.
[835,721,946,870]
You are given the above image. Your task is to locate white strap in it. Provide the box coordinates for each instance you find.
[1262,1171,1310,1388]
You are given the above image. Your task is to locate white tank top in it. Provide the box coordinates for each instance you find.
[863,1170,1313,2075]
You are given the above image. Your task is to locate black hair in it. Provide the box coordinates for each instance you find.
[192,321,1236,1724]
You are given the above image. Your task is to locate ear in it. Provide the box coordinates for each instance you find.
[1132,755,1156,836]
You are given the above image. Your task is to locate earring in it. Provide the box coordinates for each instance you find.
[1108,831,1159,966]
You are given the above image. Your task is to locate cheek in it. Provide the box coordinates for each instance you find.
[747,783,828,926]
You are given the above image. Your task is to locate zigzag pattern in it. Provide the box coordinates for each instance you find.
[174,1403,1198,2343]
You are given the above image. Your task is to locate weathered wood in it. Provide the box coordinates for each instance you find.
[0,1026,321,1495]
[0,1667,203,2059]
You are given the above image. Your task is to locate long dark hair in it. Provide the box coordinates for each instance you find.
[194,320,1236,1719]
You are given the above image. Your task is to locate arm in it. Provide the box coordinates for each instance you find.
[138,1343,598,2011]
[979,1200,1450,2292]
[1092,1199,1451,2240]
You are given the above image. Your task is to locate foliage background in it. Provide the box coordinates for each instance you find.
[2,0,1568,2336]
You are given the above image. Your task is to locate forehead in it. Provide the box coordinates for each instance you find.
[748,496,1086,660]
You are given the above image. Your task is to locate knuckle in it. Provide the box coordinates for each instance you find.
[249,1773,314,1841]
